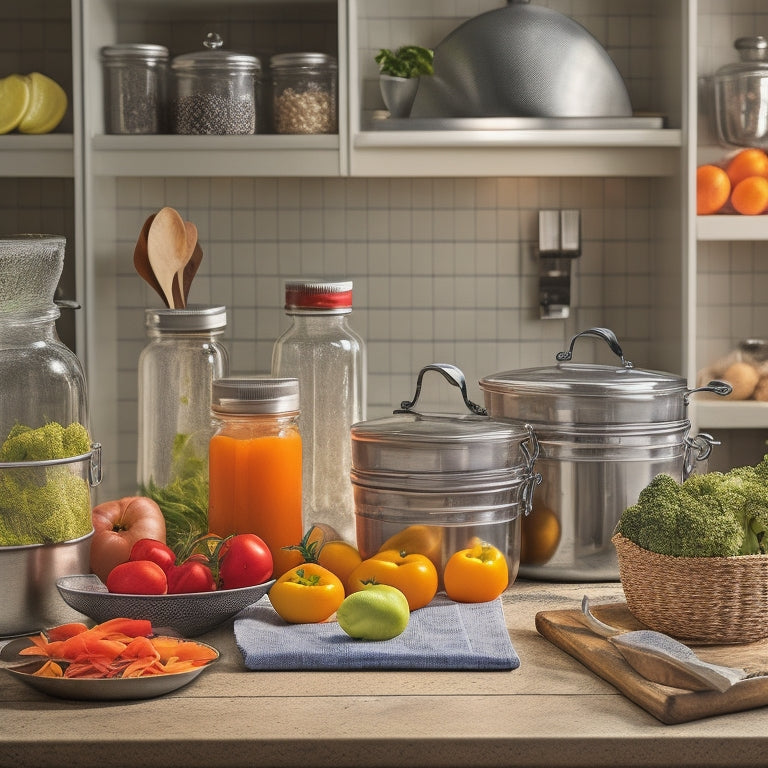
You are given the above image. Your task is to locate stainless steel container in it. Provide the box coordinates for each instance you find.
[479,328,731,582]
[713,36,768,148]
[351,364,541,584]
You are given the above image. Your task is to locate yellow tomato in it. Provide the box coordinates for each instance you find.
[269,563,345,624]
[347,549,438,611]
[443,542,509,603]
[520,505,561,566]
[378,524,443,572]
[285,525,363,587]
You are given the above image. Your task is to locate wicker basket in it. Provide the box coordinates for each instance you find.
[612,533,768,645]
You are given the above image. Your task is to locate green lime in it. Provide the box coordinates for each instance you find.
[18,72,67,135]
[337,584,410,641]
[0,74,30,134]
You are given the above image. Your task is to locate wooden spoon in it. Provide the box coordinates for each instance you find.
[147,207,188,309]
[133,213,168,306]
[172,221,198,309]
[181,238,204,307]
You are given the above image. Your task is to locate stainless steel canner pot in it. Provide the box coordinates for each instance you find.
[479,328,732,581]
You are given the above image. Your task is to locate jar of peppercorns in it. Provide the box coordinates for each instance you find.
[270,52,337,134]
[171,32,262,135]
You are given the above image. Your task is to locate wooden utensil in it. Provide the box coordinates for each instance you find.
[133,213,168,306]
[147,207,189,309]
[181,238,204,307]
[172,221,198,309]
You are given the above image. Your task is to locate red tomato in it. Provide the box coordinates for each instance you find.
[90,497,167,582]
[129,538,176,573]
[106,560,168,595]
[218,534,273,589]
[167,561,217,594]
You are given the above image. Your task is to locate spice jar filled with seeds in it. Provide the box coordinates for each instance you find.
[101,44,169,134]
[171,32,262,135]
[270,52,338,134]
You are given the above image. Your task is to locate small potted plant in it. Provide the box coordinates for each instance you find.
[375,45,434,118]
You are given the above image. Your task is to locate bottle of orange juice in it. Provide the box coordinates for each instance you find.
[208,377,304,577]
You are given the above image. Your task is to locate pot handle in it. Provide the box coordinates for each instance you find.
[556,327,634,369]
[396,363,487,416]
[519,424,543,516]
[683,433,719,479]
[683,379,733,405]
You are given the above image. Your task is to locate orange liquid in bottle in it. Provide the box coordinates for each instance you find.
[208,425,303,577]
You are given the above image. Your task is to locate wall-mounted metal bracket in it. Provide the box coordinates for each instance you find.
[538,209,581,320]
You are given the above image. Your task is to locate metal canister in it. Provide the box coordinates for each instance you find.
[351,363,540,583]
[479,328,732,582]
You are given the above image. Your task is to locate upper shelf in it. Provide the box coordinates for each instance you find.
[693,401,768,430]
[0,135,74,178]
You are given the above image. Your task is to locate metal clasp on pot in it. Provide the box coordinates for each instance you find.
[519,423,542,515]
[683,433,718,479]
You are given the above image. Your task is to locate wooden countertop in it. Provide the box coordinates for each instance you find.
[3,580,768,768]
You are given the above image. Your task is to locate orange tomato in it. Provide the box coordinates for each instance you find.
[284,525,363,587]
[696,164,730,215]
[378,524,443,572]
[268,563,345,624]
[347,550,438,611]
[726,148,768,186]
[730,176,768,215]
[443,542,509,603]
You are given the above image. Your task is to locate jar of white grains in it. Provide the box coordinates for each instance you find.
[270,52,337,134]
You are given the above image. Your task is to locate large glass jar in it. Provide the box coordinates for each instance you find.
[271,280,366,543]
[171,32,261,135]
[100,43,169,134]
[0,236,99,635]
[208,377,304,577]
[138,305,228,550]
[270,52,338,134]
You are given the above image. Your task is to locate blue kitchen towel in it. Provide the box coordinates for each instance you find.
[233,592,519,671]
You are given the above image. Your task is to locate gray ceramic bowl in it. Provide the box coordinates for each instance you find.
[57,574,274,637]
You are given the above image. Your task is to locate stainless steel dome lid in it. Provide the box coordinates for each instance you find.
[351,364,539,481]
[479,328,732,425]
[411,0,632,119]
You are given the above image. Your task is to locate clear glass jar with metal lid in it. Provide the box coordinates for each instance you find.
[137,306,229,549]
[100,44,169,134]
[171,32,262,135]
[270,52,338,134]
[208,377,304,577]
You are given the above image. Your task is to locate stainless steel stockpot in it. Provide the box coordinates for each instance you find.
[479,328,731,582]
[351,364,541,583]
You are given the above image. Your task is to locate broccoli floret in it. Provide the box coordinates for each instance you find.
[616,472,742,558]
[0,421,90,462]
[717,465,768,555]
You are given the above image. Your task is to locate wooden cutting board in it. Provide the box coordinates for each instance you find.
[535,602,768,724]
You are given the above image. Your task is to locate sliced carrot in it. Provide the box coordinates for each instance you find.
[33,660,64,678]
[150,637,217,663]
[46,622,89,642]
[121,636,160,661]
[93,617,153,639]
[61,633,127,662]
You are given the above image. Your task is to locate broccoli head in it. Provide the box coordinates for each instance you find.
[616,472,743,558]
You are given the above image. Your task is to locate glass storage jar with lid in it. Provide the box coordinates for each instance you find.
[100,43,169,134]
[137,305,229,506]
[171,32,262,135]
[270,52,338,134]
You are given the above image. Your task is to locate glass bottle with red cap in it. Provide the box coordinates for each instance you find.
[271,279,366,544]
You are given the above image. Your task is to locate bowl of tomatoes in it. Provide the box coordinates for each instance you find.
[57,533,276,637]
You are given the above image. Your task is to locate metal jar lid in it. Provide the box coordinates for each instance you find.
[212,377,299,415]
[145,305,227,332]
[172,33,261,74]
[351,364,540,495]
[284,279,352,312]
[101,44,170,63]
[269,53,337,72]
[479,328,731,426]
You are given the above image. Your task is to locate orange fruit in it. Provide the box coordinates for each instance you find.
[731,176,768,215]
[726,148,768,186]
[696,164,730,215]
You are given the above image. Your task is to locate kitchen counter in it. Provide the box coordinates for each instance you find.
[2,580,768,768]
